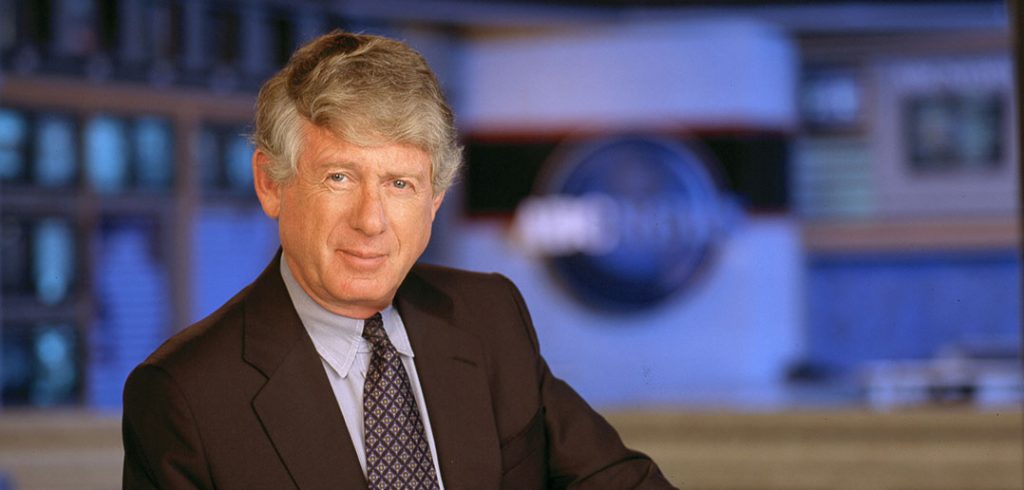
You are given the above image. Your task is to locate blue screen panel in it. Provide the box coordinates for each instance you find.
[32,218,75,305]
[134,116,174,190]
[0,108,28,182]
[34,114,78,187]
[225,134,254,194]
[85,115,129,193]
[1,323,80,407]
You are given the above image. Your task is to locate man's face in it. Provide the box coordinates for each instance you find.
[254,122,444,318]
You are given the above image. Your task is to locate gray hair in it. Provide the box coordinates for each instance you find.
[251,30,461,195]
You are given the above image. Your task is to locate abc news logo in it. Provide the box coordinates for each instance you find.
[511,136,737,311]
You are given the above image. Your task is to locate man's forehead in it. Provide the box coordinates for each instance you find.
[302,120,424,152]
[299,127,430,172]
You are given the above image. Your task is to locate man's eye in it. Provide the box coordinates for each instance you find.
[394,179,408,189]
[328,173,346,182]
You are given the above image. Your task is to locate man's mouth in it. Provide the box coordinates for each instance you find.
[338,249,387,269]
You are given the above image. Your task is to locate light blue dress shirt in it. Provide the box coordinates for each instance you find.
[280,260,445,488]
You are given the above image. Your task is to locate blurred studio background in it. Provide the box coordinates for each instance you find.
[0,0,1021,488]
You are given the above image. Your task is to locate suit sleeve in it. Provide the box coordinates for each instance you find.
[122,363,215,489]
[501,276,678,490]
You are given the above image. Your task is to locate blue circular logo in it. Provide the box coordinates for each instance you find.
[519,135,727,311]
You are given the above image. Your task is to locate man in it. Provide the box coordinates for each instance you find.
[122,30,675,489]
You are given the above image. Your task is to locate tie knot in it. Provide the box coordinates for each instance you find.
[362,312,388,346]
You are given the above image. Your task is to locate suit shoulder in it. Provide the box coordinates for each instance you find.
[407,263,534,346]
[411,262,515,294]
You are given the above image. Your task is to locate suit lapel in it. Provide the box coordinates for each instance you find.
[396,268,502,489]
[242,255,367,490]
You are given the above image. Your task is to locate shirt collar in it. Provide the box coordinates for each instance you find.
[279,259,415,379]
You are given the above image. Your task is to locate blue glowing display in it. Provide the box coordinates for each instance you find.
[32,218,75,305]
[134,117,174,189]
[34,115,77,187]
[226,135,254,193]
[0,109,28,182]
[85,115,129,193]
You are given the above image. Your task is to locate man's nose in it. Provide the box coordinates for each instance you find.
[350,185,387,235]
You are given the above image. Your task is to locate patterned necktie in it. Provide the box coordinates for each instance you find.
[362,313,440,490]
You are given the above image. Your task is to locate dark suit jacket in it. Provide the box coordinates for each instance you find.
[122,255,675,489]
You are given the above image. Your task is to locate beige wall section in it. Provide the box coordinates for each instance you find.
[0,410,1020,490]
[608,409,1024,490]
[0,412,121,490]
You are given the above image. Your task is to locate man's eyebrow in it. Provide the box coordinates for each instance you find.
[382,170,428,181]
[312,159,357,171]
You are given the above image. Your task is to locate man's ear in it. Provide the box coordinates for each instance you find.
[252,150,283,219]
[430,191,446,221]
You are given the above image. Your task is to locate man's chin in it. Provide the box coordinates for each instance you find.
[323,282,394,314]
